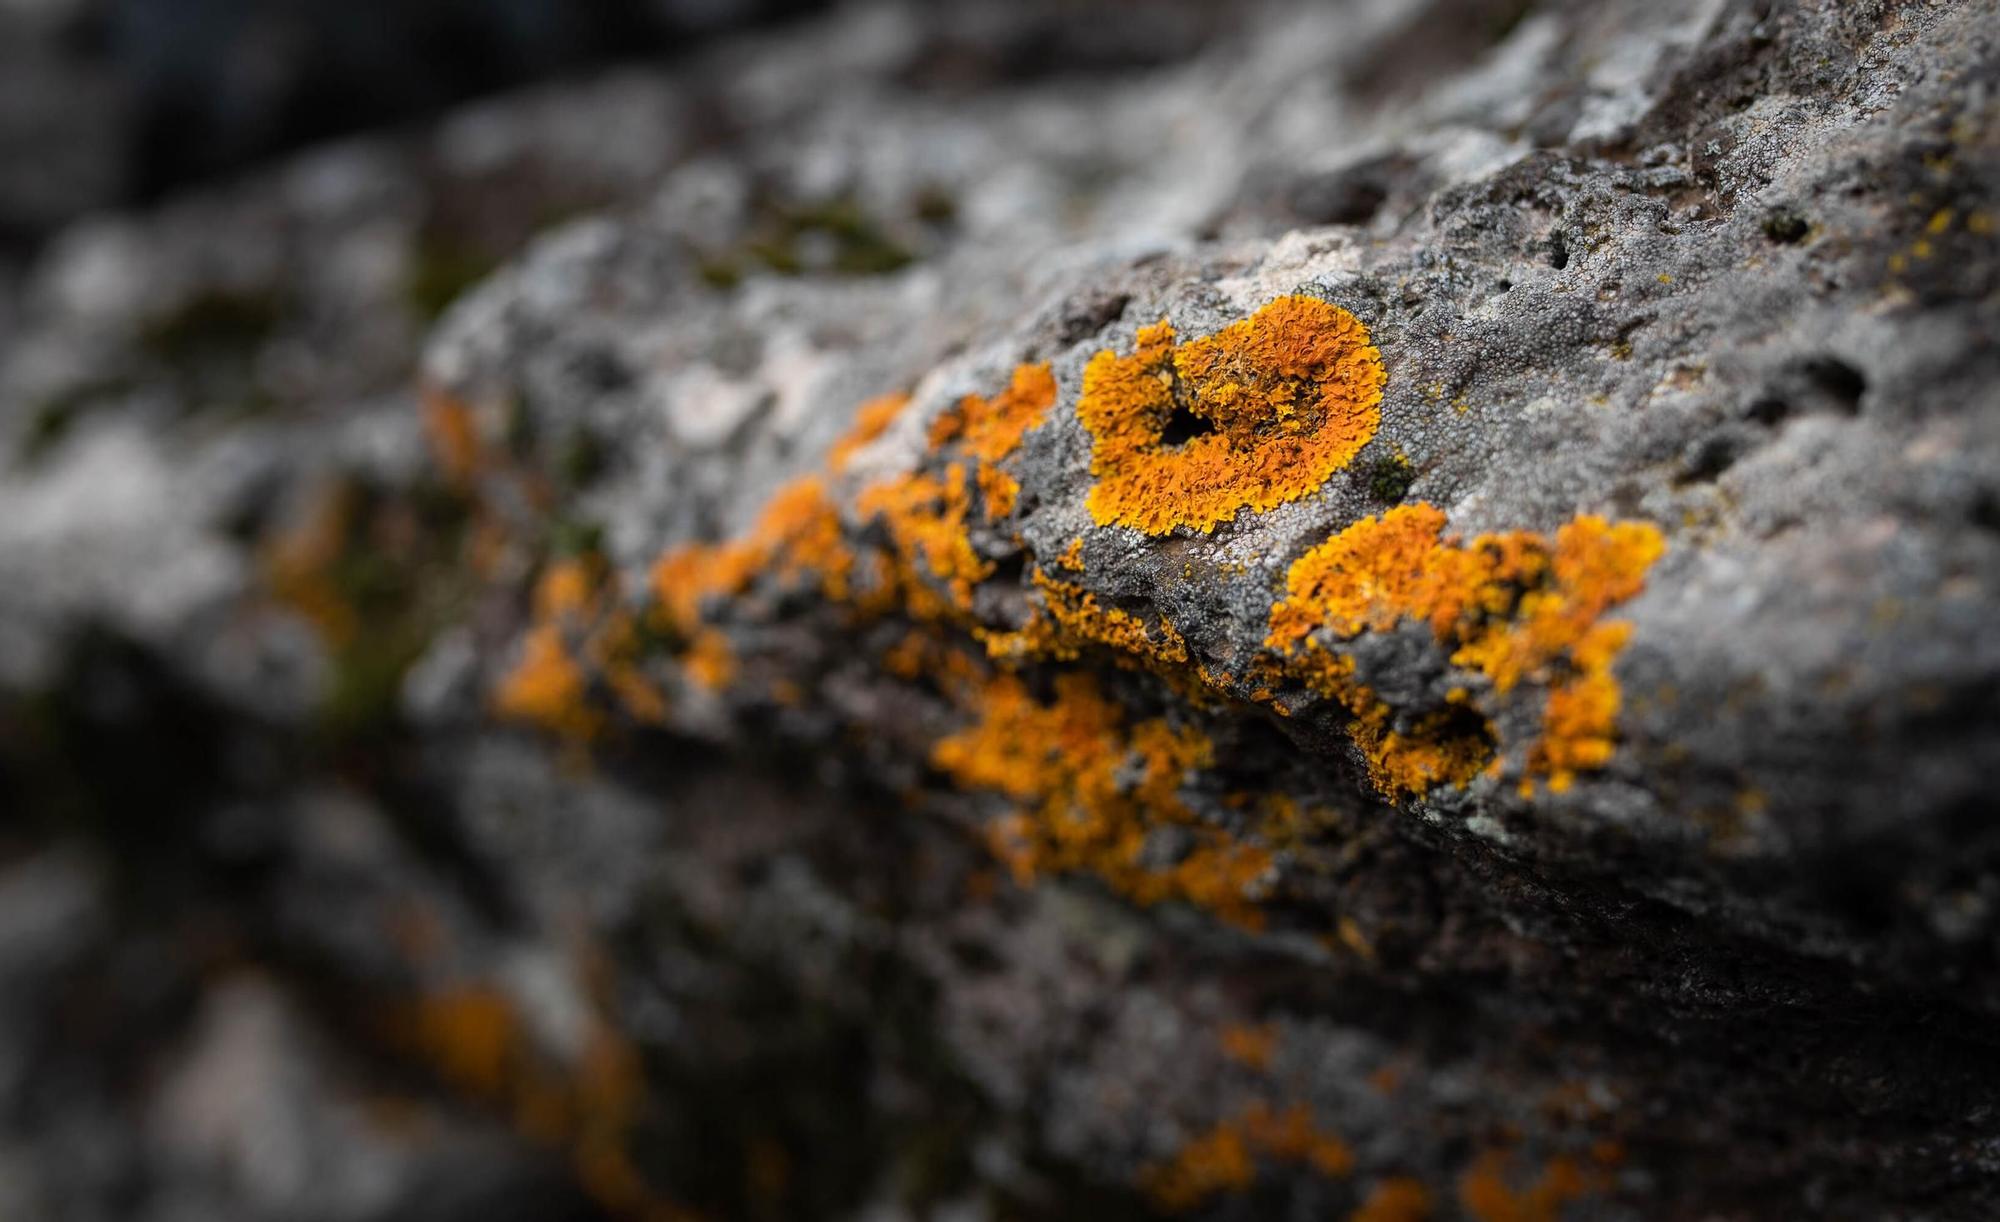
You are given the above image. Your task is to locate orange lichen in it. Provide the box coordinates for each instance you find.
[683,628,738,691]
[495,623,599,740]
[422,389,484,488]
[1079,297,1384,534]
[976,460,1020,519]
[1141,1123,1256,1212]
[651,476,853,638]
[1241,1101,1354,1177]
[1350,1177,1433,1222]
[263,480,361,645]
[827,391,910,472]
[493,556,661,739]
[836,365,1053,609]
[587,610,671,725]
[1220,1022,1280,1071]
[1266,505,1664,796]
[932,671,1269,926]
[535,556,602,621]
[399,982,699,1222]
[855,466,990,616]
[410,985,518,1099]
[1448,516,1664,695]
[1142,1103,1353,1212]
[927,362,1057,462]
[1456,1151,1594,1222]
[645,476,853,693]
[982,570,1190,673]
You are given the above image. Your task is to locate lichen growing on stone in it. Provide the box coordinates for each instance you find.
[495,622,598,738]
[651,475,854,638]
[1455,1149,1601,1222]
[1079,296,1385,534]
[1267,504,1664,796]
[396,979,698,1222]
[932,670,1270,926]
[1350,1176,1434,1222]
[826,391,910,472]
[486,289,1661,939]
[927,361,1057,464]
[1140,1102,1354,1211]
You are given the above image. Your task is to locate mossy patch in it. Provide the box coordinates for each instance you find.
[1366,452,1415,503]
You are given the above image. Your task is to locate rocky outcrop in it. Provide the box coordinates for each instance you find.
[2,1,1998,1219]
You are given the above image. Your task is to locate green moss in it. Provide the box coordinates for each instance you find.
[136,288,287,418]
[557,428,607,488]
[504,394,537,458]
[1762,210,1811,245]
[707,196,917,284]
[406,236,501,321]
[912,185,959,226]
[140,288,282,366]
[15,378,139,467]
[1366,452,1415,503]
[697,258,745,290]
[548,516,606,560]
[308,478,473,742]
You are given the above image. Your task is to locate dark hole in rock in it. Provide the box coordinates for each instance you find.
[1055,291,1132,345]
[988,550,1029,588]
[1368,454,1415,503]
[1676,434,1741,485]
[1970,491,2000,534]
[1745,396,1790,426]
[1159,403,1216,447]
[1797,356,1866,414]
[1548,229,1570,269]
[1762,210,1811,244]
[1291,174,1389,226]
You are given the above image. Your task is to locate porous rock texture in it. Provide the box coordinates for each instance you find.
[2,1,1999,1219]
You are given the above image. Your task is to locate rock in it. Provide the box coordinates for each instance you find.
[2,0,1998,1219]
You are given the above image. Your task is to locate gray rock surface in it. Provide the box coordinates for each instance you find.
[1,1,1997,1219]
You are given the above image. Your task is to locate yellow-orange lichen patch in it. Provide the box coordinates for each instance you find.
[264,480,362,646]
[535,555,603,622]
[682,627,738,692]
[651,476,853,638]
[932,671,1269,926]
[981,570,1190,674]
[976,461,1020,519]
[1449,516,1664,696]
[499,558,670,737]
[855,466,989,617]
[1456,1151,1596,1222]
[397,982,699,1222]
[495,623,600,740]
[422,389,484,488]
[1080,297,1384,534]
[586,610,671,726]
[1220,1022,1280,1070]
[1141,1123,1255,1212]
[827,391,910,472]
[1141,1103,1353,1212]
[1266,505,1664,796]
[928,362,1057,462]
[1350,1176,1434,1222]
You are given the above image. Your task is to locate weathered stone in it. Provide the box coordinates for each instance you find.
[2,1,1997,1219]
